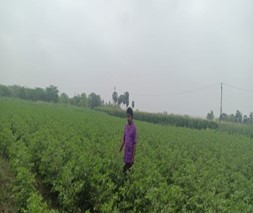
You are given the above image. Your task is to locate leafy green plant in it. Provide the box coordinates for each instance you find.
[1,98,253,212]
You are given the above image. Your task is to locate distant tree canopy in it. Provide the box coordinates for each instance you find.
[216,109,252,125]
[0,84,61,102]
[117,94,125,106]
[88,93,102,109]
[206,110,215,121]
[70,95,81,106]
[59,93,70,104]
[112,91,118,104]
[132,101,135,109]
[113,90,131,108]
[124,92,129,107]
[68,93,87,107]
[79,93,87,107]
[1,84,251,123]
[1,84,47,101]
[45,85,59,103]
[0,85,12,97]
[0,84,105,110]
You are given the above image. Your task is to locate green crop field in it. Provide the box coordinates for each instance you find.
[1,98,253,212]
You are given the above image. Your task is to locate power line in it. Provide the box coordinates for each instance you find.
[115,83,253,98]
[223,83,253,94]
[116,83,219,97]
[111,82,252,115]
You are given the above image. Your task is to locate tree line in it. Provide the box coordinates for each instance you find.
[0,84,59,102]
[0,84,133,110]
[207,110,253,125]
[2,84,251,125]
[0,84,103,109]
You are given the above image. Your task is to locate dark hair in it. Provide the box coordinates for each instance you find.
[127,107,133,118]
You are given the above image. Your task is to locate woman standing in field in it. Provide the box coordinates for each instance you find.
[119,107,137,173]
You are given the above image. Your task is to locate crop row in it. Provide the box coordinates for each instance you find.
[1,98,253,212]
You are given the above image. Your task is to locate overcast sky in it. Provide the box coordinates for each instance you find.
[0,0,252,117]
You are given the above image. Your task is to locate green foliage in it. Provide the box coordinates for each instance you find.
[96,106,219,130]
[88,92,102,109]
[1,98,253,212]
[0,84,12,96]
[25,193,59,213]
[59,93,70,104]
[206,110,215,120]
[0,126,15,158]
[0,156,17,212]
[79,93,88,107]
[117,91,129,108]
[45,85,59,103]
[112,91,118,104]
[0,84,60,102]
[220,110,253,125]
[219,122,253,138]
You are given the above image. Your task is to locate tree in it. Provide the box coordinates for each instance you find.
[117,92,130,108]
[9,85,20,97]
[34,87,46,101]
[228,114,235,122]
[243,115,250,124]
[17,87,27,99]
[59,93,70,104]
[88,93,102,109]
[235,110,243,123]
[45,85,59,103]
[132,101,135,109]
[70,95,81,106]
[124,91,129,107]
[26,88,37,101]
[112,91,118,105]
[79,93,87,107]
[206,110,215,121]
[250,112,253,124]
[0,85,12,97]
[220,113,227,121]
[118,95,125,106]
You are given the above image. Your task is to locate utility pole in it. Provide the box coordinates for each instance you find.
[220,82,223,122]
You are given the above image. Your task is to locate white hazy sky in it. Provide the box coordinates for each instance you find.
[0,0,253,117]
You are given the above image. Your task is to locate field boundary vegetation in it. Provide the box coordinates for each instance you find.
[96,106,253,138]
[95,106,219,130]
